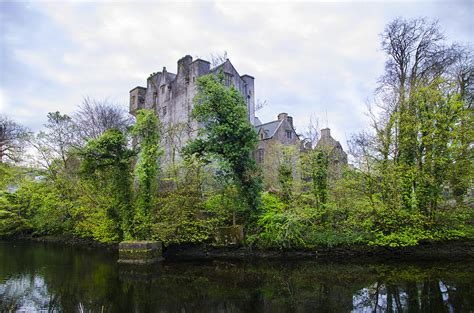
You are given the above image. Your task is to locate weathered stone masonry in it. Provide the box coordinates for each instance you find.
[130,55,256,164]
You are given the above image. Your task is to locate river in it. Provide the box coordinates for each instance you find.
[0,241,473,312]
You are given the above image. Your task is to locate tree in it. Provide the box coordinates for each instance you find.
[79,128,133,240]
[0,115,29,164]
[377,18,457,167]
[340,17,474,246]
[131,109,162,239]
[278,147,295,204]
[184,74,262,220]
[376,17,471,211]
[74,97,132,142]
[209,51,229,67]
[31,112,77,175]
[310,148,329,208]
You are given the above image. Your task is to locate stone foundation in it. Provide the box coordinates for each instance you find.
[118,241,163,264]
[214,225,244,246]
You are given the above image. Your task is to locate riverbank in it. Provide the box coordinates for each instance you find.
[10,234,118,250]
[164,240,474,262]
[6,235,474,261]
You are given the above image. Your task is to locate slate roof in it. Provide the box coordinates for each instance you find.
[210,60,244,82]
[255,120,283,139]
[167,72,177,81]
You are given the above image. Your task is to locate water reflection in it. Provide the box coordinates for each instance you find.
[1,241,473,312]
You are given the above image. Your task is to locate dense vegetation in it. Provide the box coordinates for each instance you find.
[0,18,472,248]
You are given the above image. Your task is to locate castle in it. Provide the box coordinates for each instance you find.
[130,55,256,164]
[129,55,347,172]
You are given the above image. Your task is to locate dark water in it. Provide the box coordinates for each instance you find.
[0,241,473,313]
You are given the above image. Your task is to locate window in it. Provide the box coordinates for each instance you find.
[163,106,167,116]
[224,73,232,87]
[131,95,136,106]
[153,92,158,105]
[160,85,165,94]
[286,130,292,139]
[257,149,264,163]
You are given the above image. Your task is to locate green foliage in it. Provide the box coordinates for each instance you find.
[131,109,162,239]
[0,191,31,237]
[277,148,294,204]
[79,128,133,241]
[0,178,75,238]
[150,191,225,245]
[1,20,471,250]
[203,184,247,225]
[247,193,304,249]
[249,192,370,249]
[71,202,120,243]
[184,74,262,220]
[310,149,329,207]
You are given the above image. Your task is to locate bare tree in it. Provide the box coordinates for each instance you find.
[30,112,77,174]
[73,97,133,142]
[209,51,229,68]
[302,115,320,148]
[0,115,30,164]
[255,99,268,112]
[450,45,473,107]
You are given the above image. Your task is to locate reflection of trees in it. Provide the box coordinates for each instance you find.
[0,275,59,311]
[352,262,474,313]
[1,242,473,312]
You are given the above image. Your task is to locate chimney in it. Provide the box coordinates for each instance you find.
[321,128,331,139]
[177,55,193,77]
[287,116,293,128]
[277,113,288,121]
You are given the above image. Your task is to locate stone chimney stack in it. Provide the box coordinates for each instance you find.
[287,116,293,128]
[277,112,294,128]
[177,55,193,79]
[277,113,288,121]
[321,128,331,139]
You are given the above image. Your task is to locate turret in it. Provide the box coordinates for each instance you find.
[241,74,255,125]
[177,55,193,83]
[129,86,146,115]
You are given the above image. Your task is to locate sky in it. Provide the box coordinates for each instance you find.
[1,0,472,148]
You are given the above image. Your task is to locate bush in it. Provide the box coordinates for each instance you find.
[248,193,312,249]
[150,191,225,245]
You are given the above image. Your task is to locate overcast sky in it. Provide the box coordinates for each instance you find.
[1,0,472,147]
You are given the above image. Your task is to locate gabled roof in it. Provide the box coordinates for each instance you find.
[210,59,244,82]
[255,120,283,139]
[166,72,177,81]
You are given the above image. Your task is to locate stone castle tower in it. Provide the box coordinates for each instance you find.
[129,55,256,164]
[316,128,348,178]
